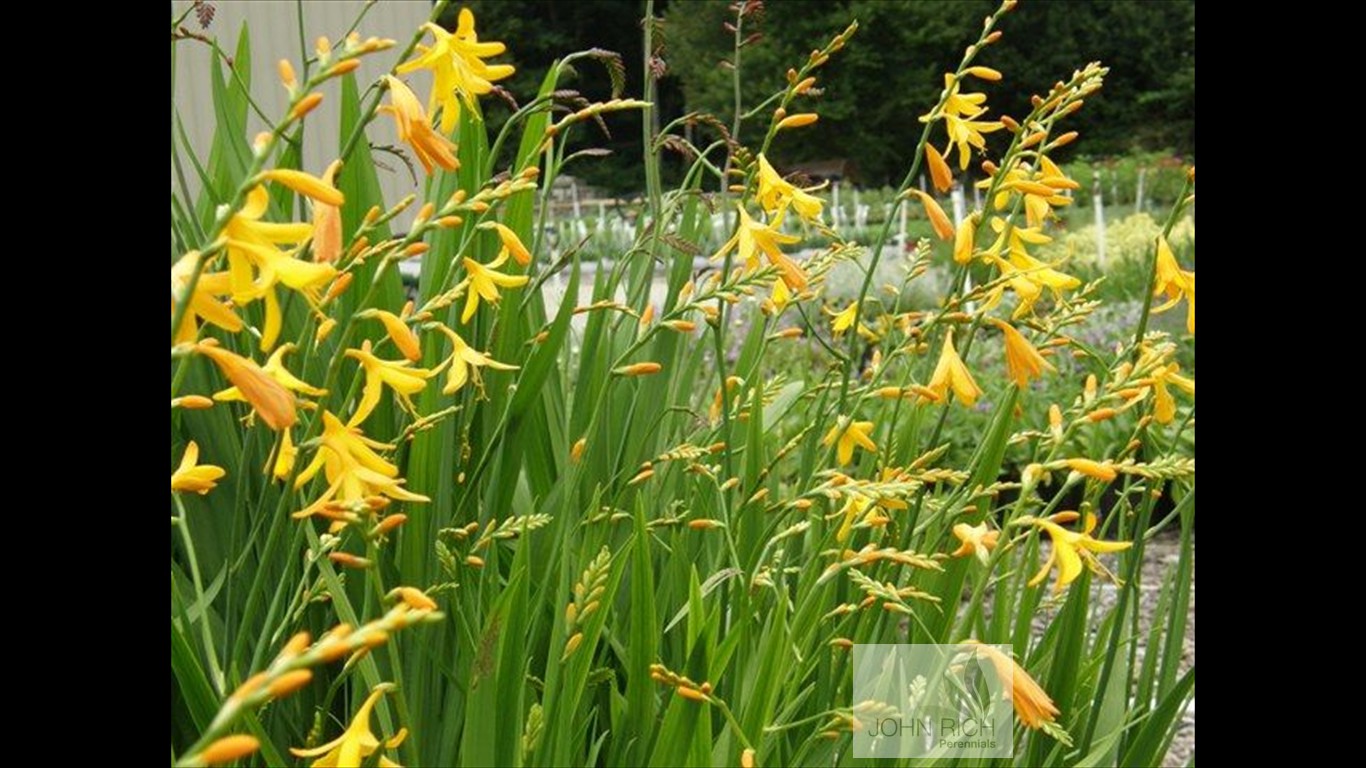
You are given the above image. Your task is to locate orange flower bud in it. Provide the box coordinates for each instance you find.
[173,395,215,410]
[325,273,354,302]
[1064,458,1117,481]
[372,514,407,536]
[776,113,819,130]
[676,686,708,702]
[291,93,323,120]
[614,362,663,376]
[267,669,313,698]
[396,586,437,611]
[326,59,361,77]
[925,144,953,193]
[329,552,372,569]
[200,735,261,766]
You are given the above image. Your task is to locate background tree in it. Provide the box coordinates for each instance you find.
[456,0,1194,193]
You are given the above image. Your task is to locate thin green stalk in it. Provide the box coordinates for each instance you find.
[173,496,227,695]
[1129,175,1195,360]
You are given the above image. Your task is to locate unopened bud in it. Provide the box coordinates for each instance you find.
[1086,407,1118,423]
[676,686,708,702]
[1047,131,1079,149]
[562,632,584,660]
[291,93,323,119]
[325,273,354,302]
[326,59,361,78]
[173,395,215,410]
[776,113,819,130]
[267,669,313,698]
[371,514,407,536]
[328,552,372,569]
[199,735,261,766]
[614,362,663,376]
[277,59,297,89]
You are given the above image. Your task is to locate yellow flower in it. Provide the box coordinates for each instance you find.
[822,419,878,466]
[289,683,407,768]
[483,222,533,267]
[992,319,1054,388]
[1148,363,1194,424]
[223,186,337,350]
[965,642,1060,730]
[295,411,430,520]
[755,154,824,224]
[1017,512,1132,593]
[984,219,1079,318]
[213,343,326,405]
[925,74,1005,169]
[827,302,859,336]
[381,76,458,175]
[769,277,792,313]
[196,340,297,430]
[461,251,530,324]
[345,340,434,427]
[834,493,872,543]
[928,331,982,406]
[397,10,515,132]
[1151,236,1195,334]
[431,323,517,395]
[941,73,988,118]
[950,522,998,565]
[273,427,298,481]
[713,205,809,291]
[362,304,423,362]
[983,157,1078,228]
[171,251,242,344]
[171,440,226,494]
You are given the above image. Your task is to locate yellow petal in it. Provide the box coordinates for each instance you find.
[925,144,953,193]
[197,342,297,429]
[260,169,346,206]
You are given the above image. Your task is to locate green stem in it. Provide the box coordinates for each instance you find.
[173,496,227,695]
[1129,175,1194,360]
